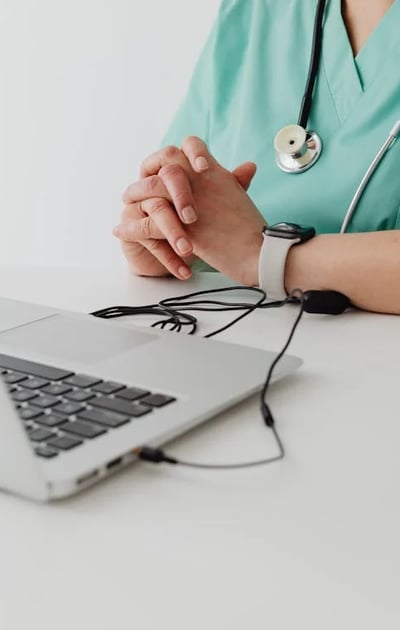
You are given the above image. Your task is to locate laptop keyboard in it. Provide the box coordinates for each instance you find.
[0,353,176,459]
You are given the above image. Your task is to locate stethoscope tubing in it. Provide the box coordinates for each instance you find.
[340,121,400,233]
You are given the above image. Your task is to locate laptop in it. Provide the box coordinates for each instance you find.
[0,296,302,501]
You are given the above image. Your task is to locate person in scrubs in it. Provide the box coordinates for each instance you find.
[114,0,400,314]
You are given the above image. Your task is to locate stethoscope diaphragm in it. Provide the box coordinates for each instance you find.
[274,124,322,174]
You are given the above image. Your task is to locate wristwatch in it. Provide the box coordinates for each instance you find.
[258,222,316,300]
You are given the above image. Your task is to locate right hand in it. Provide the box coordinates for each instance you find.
[115,140,257,279]
[117,197,196,280]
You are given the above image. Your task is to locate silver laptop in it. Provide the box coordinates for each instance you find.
[0,296,301,501]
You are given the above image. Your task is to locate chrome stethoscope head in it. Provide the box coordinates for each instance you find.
[274,124,322,174]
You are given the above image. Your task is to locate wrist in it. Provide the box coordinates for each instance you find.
[284,233,323,293]
[258,223,316,299]
[241,233,264,286]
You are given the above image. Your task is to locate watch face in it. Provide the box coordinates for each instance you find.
[263,222,316,242]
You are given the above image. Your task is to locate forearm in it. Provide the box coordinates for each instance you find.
[285,231,400,314]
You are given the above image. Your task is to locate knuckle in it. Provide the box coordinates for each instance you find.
[140,216,153,240]
[162,145,180,161]
[146,197,169,216]
[159,163,184,180]
[183,135,201,147]
[173,189,191,207]
[121,202,140,221]
[146,238,164,255]
[143,175,160,195]
[139,157,150,175]
[121,206,132,222]
[122,185,133,203]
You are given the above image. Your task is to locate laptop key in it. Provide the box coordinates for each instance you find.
[22,377,49,390]
[48,435,83,451]
[11,390,38,403]
[78,408,130,428]
[56,401,86,415]
[0,353,73,381]
[90,396,152,418]
[19,407,44,420]
[116,387,150,401]
[92,381,126,395]
[140,393,176,408]
[64,390,96,403]
[64,374,103,388]
[3,372,28,385]
[30,395,61,409]
[42,383,72,396]
[62,420,106,439]
[35,414,68,428]
[35,446,59,459]
[29,428,56,442]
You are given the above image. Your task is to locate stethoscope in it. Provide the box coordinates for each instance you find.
[274,0,400,233]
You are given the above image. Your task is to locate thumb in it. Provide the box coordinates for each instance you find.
[232,162,257,191]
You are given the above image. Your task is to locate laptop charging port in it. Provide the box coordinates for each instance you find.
[106,457,123,471]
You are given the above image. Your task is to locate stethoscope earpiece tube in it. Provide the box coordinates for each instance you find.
[297,0,327,130]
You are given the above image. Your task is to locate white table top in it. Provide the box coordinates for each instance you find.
[0,265,399,630]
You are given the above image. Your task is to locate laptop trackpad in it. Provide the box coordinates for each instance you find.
[0,314,156,364]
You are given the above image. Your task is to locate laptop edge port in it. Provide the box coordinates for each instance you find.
[106,457,123,471]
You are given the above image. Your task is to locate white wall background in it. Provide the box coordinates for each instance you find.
[0,0,218,268]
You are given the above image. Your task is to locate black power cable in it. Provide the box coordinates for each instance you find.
[133,292,305,471]
[91,286,318,471]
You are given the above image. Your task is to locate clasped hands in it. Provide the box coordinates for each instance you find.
[114,136,266,287]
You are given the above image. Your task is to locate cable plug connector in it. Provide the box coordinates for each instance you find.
[261,402,275,427]
[135,446,178,465]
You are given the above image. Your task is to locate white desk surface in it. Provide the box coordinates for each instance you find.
[0,265,399,630]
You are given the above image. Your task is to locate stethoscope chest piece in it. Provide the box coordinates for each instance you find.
[274,124,322,174]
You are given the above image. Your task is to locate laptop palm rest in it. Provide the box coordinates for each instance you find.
[0,314,157,365]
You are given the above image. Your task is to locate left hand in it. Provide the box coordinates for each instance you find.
[121,138,266,286]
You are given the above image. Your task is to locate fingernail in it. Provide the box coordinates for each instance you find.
[179,266,192,279]
[181,206,197,224]
[195,156,208,172]
[176,237,192,256]
[112,225,120,237]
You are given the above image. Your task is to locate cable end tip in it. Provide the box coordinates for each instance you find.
[134,446,178,465]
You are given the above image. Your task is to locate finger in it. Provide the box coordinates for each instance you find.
[122,175,170,205]
[120,236,192,280]
[181,135,212,173]
[143,239,192,280]
[232,162,257,191]
[114,198,193,258]
[158,163,197,224]
[140,145,188,178]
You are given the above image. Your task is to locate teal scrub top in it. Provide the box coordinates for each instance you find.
[162,0,400,234]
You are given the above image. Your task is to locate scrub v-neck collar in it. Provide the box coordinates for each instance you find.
[322,0,400,123]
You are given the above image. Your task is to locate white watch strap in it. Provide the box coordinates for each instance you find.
[258,234,300,300]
